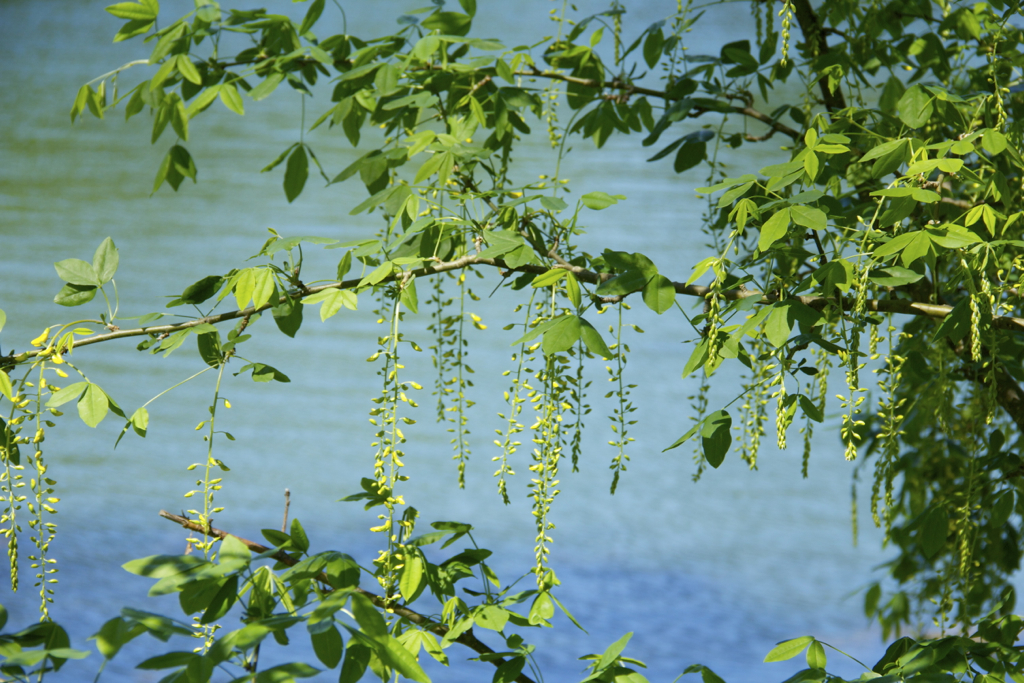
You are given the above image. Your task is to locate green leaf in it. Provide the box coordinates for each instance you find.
[175,55,201,85]
[566,272,582,307]
[531,269,567,288]
[92,238,119,284]
[474,605,509,632]
[252,269,275,309]
[642,274,675,314]
[764,636,814,662]
[581,192,624,210]
[897,85,933,128]
[674,140,706,173]
[55,258,100,287]
[130,407,149,437]
[200,575,238,624]
[920,506,948,559]
[399,550,425,603]
[579,319,613,359]
[351,593,387,638]
[186,85,220,117]
[46,382,89,407]
[233,269,256,310]
[540,196,568,212]
[0,416,20,465]
[643,28,664,68]
[400,280,419,314]
[758,208,791,251]
[595,270,650,296]
[933,297,972,343]
[250,73,285,102]
[122,552,203,581]
[339,641,371,683]
[797,394,823,422]
[421,10,472,36]
[790,205,827,231]
[90,617,140,660]
[763,301,821,348]
[299,0,325,34]
[700,410,731,468]
[803,151,819,181]
[806,641,827,669]
[311,625,343,669]
[54,283,98,307]
[597,632,633,671]
[542,315,582,355]
[869,266,923,287]
[219,83,245,115]
[284,146,309,203]
[106,1,157,20]
[377,635,431,683]
[0,372,11,402]
[78,383,110,428]
[0,309,5,335]
[290,518,310,552]
[179,276,223,305]
[528,591,554,625]
[860,140,908,163]
[982,129,1008,155]
[511,315,570,347]
[196,331,223,368]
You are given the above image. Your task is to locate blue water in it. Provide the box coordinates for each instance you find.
[0,1,893,681]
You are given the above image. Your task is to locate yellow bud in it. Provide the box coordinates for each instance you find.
[224,400,232,409]
[30,329,50,348]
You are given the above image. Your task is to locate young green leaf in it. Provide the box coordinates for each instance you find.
[596,632,633,671]
[55,258,100,287]
[581,192,624,210]
[806,640,827,669]
[399,549,426,603]
[566,271,582,307]
[758,208,791,251]
[78,383,110,428]
[92,237,119,284]
[764,636,814,662]
[0,371,12,402]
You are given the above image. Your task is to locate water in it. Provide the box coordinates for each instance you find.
[1,1,892,681]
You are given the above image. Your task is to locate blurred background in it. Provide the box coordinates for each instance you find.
[0,1,895,681]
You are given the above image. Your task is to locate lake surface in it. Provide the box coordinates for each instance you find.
[1,1,895,681]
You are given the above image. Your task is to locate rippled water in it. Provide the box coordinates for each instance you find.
[1,1,892,681]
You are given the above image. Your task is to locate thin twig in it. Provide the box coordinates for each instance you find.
[281,489,291,533]
[7,254,1024,369]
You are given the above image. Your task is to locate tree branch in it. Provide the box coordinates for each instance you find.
[517,66,801,141]
[158,510,538,683]
[6,255,1024,366]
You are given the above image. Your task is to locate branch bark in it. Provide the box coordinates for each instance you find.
[158,510,538,683]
